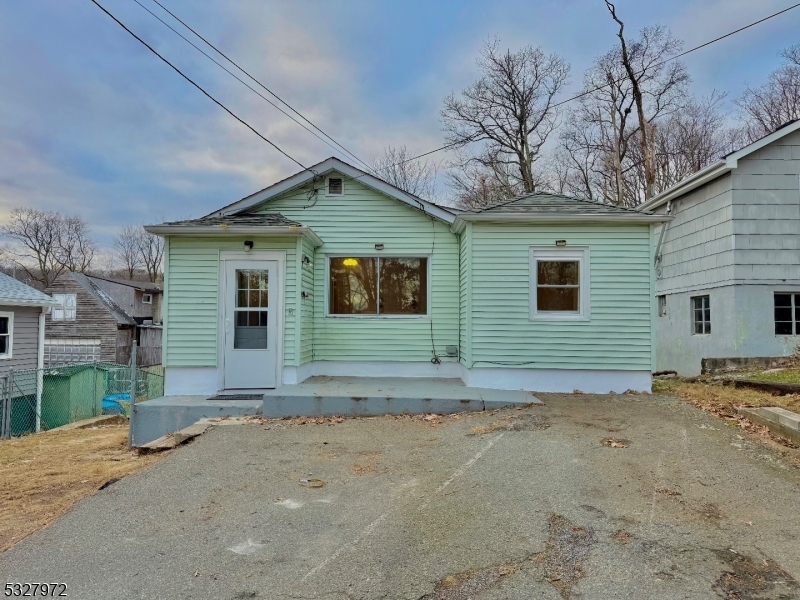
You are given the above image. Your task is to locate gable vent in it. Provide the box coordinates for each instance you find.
[327,177,343,195]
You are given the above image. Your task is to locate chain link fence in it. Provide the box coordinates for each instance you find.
[0,362,164,439]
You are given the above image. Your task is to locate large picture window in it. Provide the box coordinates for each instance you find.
[775,293,800,335]
[329,257,428,316]
[529,248,589,320]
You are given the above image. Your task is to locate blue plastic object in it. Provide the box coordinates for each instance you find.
[102,393,130,416]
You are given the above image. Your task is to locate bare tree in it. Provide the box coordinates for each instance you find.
[113,224,143,279]
[736,44,800,141]
[442,38,570,197]
[604,2,690,200]
[135,227,164,283]
[371,146,437,200]
[557,21,690,206]
[58,215,96,273]
[2,208,95,287]
[446,154,523,209]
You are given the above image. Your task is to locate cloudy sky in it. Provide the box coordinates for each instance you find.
[1,0,798,247]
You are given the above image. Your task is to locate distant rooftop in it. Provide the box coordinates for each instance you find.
[88,275,162,293]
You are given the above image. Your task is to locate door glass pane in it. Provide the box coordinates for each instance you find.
[234,269,269,349]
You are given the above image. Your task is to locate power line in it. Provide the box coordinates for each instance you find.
[354,2,800,181]
[550,2,800,109]
[88,0,309,172]
[145,0,374,173]
[131,0,370,170]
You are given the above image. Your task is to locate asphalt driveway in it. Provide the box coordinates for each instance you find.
[2,393,800,600]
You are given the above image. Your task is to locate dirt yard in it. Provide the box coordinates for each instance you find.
[0,423,165,552]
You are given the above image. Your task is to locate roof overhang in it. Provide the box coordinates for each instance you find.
[143,224,324,247]
[640,119,800,211]
[208,157,456,225]
[451,212,672,234]
[0,299,60,308]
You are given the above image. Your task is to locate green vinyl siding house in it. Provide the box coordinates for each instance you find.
[146,158,669,396]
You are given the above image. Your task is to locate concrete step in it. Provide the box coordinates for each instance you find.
[738,406,800,445]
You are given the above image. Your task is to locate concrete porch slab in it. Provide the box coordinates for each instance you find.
[262,376,541,417]
[131,377,540,447]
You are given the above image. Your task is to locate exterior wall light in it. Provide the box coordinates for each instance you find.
[555,240,567,247]
[244,240,254,252]
[375,243,384,250]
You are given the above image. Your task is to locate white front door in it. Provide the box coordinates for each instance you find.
[223,260,278,389]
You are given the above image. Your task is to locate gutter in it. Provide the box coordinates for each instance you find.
[450,211,672,234]
[143,225,324,247]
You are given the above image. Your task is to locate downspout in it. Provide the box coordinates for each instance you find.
[35,307,47,432]
[653,199,673,275]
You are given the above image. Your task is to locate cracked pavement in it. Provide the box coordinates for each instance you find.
[2,393,800,599]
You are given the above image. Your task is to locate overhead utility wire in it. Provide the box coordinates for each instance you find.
[344,2,800,183]
[145,0,374,173]
[130,0,357,167]
[550,2,800,109]
[88,0,309,172]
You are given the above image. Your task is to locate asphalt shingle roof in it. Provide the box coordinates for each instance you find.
[464,192,656,216]
[162,213,303,227]
[0,273,58,307]
[70,273,137,326]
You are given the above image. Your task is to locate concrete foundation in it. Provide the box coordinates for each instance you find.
[131,376,540,446]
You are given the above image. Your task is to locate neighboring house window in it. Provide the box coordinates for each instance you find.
[692,295,711,335]
[44,338,101,366]
[774,293,800,335]
[327,176,344,196]
[658,295,667,317]
[142,293,153,304]
[328,257,428,316]
[0,312,13,359]
[52,293,77,321]
[529,248,590,320]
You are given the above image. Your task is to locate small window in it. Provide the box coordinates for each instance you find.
[774,293,800,335]
[328,257,428,316]
[692,295,710,335]
[327,176,344,195]
[142,293,153,304]
[530,248,589,320]
[0,312,13,359]
[51,293,76,321]
[658,295,667,317]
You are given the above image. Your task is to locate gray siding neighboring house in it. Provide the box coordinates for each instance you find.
[0,273,59,381]
[88,276,163,323]
[642,121,800,375]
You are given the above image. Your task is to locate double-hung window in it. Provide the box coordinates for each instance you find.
[0,312,13,359]
[775,293,800,335]
[692,295,710,335]
[52,293,76,321]
[529,247,590,320]
[328,257,428,316]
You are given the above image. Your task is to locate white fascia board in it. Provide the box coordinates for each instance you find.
[0,298,61,308]
[451,211,672,232]
[206,157,456,225]
[143,225,324,247]
[641,120,800,212]
[639,162,728,211]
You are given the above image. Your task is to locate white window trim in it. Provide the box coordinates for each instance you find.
[325,254,432,319]
[51,293,77,321]
[529,247,590,322]
[326,175,345,196]
[691,294,711,336]
[0,311,13,360]
[142,293,153,304]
